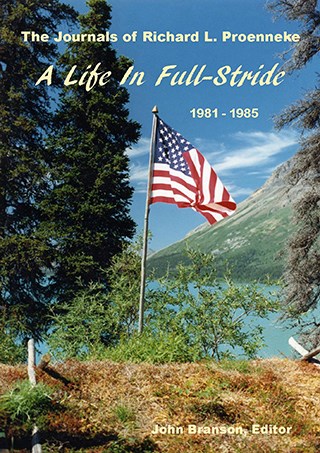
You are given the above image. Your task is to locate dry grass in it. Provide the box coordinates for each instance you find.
[0,358,319,452]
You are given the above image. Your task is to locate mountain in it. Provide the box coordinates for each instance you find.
[148,157,305,281]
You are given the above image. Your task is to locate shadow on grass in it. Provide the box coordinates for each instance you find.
[6,430,160,452]
[189,401,237,423]
[41,366,73,386]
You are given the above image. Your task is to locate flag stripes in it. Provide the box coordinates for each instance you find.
[150,117,236,224]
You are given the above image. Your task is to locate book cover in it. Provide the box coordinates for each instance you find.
[0,0,319,452]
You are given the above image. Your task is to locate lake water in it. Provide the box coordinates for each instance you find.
[39,284,302,360]
[247,312,298,358]
[147,282,300,359]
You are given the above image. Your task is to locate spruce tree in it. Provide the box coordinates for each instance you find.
[44,0,140,301]
[269,0,320,346]
[0,1,76,341]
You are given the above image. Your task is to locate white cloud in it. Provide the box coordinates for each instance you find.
[212,130,297,174]
[193,137,227,157]
[130,163,149,181]
[134,186,148,194]
[226,184,255,197]
[134,180,148,193]
[126,138,150,158]
[128,130,298,185]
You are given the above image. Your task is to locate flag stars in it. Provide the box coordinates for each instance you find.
[155,119,194,176]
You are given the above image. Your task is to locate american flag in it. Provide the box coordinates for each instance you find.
[150,117,237,224]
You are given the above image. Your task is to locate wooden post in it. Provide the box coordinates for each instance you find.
[28,339,37,385]
[27,339,42,453]
[138,106,158,334]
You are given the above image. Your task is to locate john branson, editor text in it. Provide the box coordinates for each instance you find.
[151,424,293,435]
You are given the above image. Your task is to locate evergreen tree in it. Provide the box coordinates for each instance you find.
[0,1,76,341]
[269,0,320,346]
[44,0,140,301]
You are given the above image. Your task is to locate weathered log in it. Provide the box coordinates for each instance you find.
[289,336,320,367]
[37,354,51,370]
[300,346,320,361]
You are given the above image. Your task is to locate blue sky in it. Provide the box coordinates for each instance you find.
[66,0,315,251]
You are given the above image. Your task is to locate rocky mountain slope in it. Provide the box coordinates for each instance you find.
[148,157,305,281]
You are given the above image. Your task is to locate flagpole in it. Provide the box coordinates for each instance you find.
[138,105,158,334]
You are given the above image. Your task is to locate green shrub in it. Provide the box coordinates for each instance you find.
[48,242,279,363]
[218,359,262,374]
[0,332,25,364]
[0,380,52,428]
[47,282,118,360]
[0,312,26,364]
[147,248,279,360]
[96,331,201,364]
[112,403,136,424]
[47,238,145,360]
